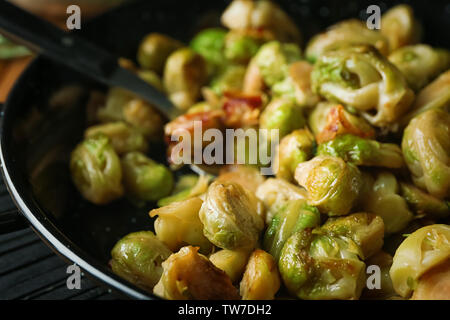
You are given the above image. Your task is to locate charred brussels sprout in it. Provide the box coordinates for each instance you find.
[294,156,363,216]
[402,109,450,199]
[110,231,172,291]
[121,152,173,202]
[70,135,123,205]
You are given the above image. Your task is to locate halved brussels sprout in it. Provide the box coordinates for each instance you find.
[305,19,389,62]
[84,122,148,155]
[390,224,450,298]
[216,165,266,194]
[259,98,305,140]
[363,171,414,234]
[411,258,450,300]
[121,152,173,202]
[190,28,227,75]
[311,45,415,127]
[321,213,385,259]
[388,44,450,91]
[263,199,321,262]
[199,181,264,250]
[274,129,316,182]
[256,178,308,224]
[163,48,208,110]
[137,33,184,74]
[381,4,422,52]
[224,29,272,64]
[153,246,240,300]
[150,197,213,254]
[400,183,450,219]
[70,135,123,205]
[402,109,450,199]
[221,0,301,43]
[315,104,375,144]
[272,61,320,108]
[294,156,362,216]
[110,231,172,292]
[240,249,281,300]
[279,229,366,300]
[157,174,211,207]
[317,134,404,168]
[252,41,302,87]
[209,65,246,95]
[209,249,251,283]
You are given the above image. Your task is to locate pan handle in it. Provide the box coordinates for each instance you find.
[0,103,28,234]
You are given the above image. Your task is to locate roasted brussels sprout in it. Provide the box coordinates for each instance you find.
[402,109,450,199]
[70,135,123,205]
[390,224,450,298]
[150,197,213,254]
[315,104,375,144]
[263,199,320,261]
[110,231,172,291]
[307,101,336,137]
[224,29,272,64]
[163,48,208,110]
[97,87,134,123]
[294,156,362,216]
[137,33,183,74]
[240,249,281,300]
[381,5,422,52]
[388,44,450,91]
[157,174,211,207]
[209,249,251,283]
[311,45,415,127]
[216,165,266,194]
[317,134,404,168]
[153,246,240,300]
[252,41,302,87]
[400,183,450,219]
[279,229,366,300]
[190,28,227,75]
[209,65,246,95]
[411,258,450,300]
[321,213,385,259]
[274,129,315,182]
[363,172,414,234]
[121,152,173,202]
[305,19,389,62]
[259,98,305,139]
[199,181,264,250]
[221,0,301,43]
[84,122,148,155]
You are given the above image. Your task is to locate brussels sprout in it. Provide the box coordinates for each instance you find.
[400,183,450,219]
[150,197,213,254]
[70,135,123,205]
[224,29,272,64]
[123,98,165,141]
[402,109,450,199]
[294,156,362,216]
[163,48,208,110]
[110,231,172,291]
[388,45,450,91]
[363,171,414,234]
[272,61,320,108]
[240,249,281,300]
[252,41,302,87]
[137,33,184,74]
[157,174,211,207]
[221,0,301,43]
[210,65,246,95]
[259,98,305,139]
[97,87,134,123]
[279,229,366,300]
[256,178,308,224]
[311,45,415,127]
[274,129,315,182]
[305,19,389,63]
[307,102,336,137]
[390,224,450,298]
[410,258,450,300]
[216,165,266,194]
[263,199,321,262]
[153,246,240,300]
[121,152,173,202]
[209,249,251,283]
[84,122,148,155]
[315,104,375,144]
[362,251,396,299]
[317,134,404,168]
[199,181,264,250]
[190,28,227,75]
[381,5,422,52]
[400,69,450,127]
[321,213,385,259]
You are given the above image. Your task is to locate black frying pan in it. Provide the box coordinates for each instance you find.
[1,0,449,300]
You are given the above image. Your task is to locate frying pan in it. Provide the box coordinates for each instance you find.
[0,0,449,300]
